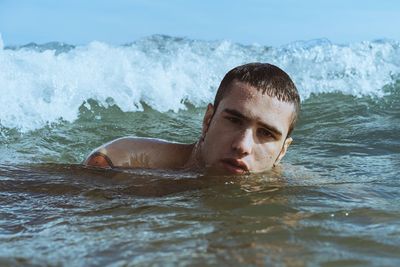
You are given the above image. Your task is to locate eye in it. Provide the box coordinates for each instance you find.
[257,128,272,138]
[225,116,242,125]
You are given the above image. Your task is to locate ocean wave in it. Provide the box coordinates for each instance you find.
[0,34,399,131]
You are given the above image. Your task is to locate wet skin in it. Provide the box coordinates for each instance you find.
[84,80,295,175]
[194,81,294,174]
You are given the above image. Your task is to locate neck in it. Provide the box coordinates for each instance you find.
[183,140,205,171]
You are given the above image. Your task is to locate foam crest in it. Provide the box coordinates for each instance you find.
[0,35,399,131]
[275,39,400,98]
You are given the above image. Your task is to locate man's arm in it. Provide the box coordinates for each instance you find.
[83,137,194,169]
[84,151,114,169]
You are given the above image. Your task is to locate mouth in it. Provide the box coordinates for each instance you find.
[220,158,249,175]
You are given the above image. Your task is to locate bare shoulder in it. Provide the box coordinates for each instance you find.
[84,137,194,169]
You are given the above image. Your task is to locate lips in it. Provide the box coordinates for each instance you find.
[220,158,249,174]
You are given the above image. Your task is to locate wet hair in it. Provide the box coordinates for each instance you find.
[213,63,300,137]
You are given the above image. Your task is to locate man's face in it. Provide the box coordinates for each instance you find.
[200,81,295,174]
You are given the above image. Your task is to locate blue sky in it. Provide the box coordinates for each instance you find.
[0,0,399,46]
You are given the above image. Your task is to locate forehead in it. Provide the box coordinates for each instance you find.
[217,81,295,135]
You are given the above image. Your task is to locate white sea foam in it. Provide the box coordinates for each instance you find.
[0,35,399,131]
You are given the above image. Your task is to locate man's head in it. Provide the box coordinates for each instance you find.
[199,63,300,174]
[213,63,300,137]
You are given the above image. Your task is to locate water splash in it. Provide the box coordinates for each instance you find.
[0,35,399,131]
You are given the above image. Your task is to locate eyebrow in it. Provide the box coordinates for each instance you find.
[223,108,283,138]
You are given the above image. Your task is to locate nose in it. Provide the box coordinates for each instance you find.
[231,128,254,156]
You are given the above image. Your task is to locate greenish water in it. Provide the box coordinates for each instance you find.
[1,88,400,266]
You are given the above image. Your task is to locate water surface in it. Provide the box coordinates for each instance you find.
[0,36,399,266]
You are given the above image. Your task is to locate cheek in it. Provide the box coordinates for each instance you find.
[203,125,233,156]
[202,127,221,153]
[206,119,230,142]
[205,130,229,152]
[253,144,281,165]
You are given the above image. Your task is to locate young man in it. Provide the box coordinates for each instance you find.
[84,63,300,175]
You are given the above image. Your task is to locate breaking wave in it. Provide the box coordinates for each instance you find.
[0,34,399,131]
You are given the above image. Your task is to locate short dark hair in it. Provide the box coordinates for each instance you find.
[213,63,300,137]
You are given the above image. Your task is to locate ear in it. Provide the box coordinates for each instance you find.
[274,137,293,166]
[202,104,215,137]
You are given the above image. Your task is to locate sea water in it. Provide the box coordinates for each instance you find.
[0,35,399,266]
